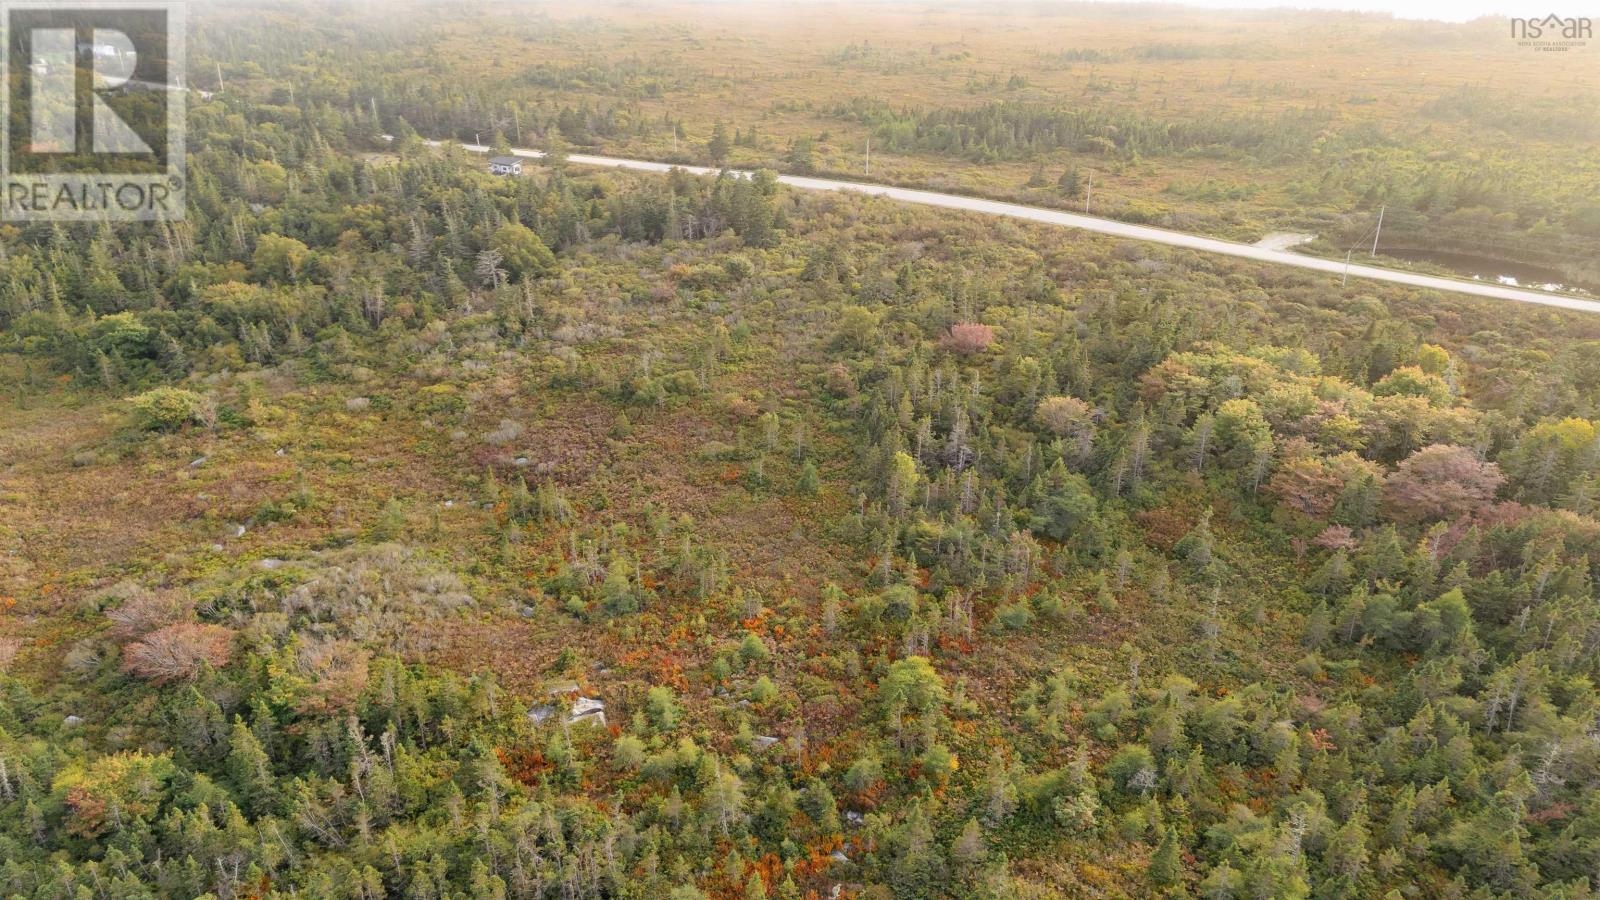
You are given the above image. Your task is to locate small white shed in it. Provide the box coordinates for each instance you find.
[488,155,523,176]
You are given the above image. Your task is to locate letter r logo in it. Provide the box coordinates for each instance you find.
[28,26,153,153]
[3,1,187,222]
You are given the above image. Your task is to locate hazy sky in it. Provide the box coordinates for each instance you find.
[1121,0,1596,21]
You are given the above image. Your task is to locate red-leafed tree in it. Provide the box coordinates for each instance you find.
[941,322,996,355]
[1313,524,1359,551]
[1383,444,1504,523]
[122,623,235,684]
[1268,441,1381,520]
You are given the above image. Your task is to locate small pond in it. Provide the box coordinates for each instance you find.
[1379,248,1594,296]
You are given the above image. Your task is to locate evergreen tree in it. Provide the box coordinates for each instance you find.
[708,121,731,165]
[1148,826,1184,888]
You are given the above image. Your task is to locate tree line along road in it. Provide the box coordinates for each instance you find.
[410,138,1600,317]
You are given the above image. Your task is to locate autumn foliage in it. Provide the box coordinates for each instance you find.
[121,623,235,684]
[940,322,996,355]
[1382,444,1504,523]
[105,587,193,642]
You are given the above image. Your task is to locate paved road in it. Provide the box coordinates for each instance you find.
[422,139,1600,316]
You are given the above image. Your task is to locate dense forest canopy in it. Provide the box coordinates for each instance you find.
[4,2,1600,899]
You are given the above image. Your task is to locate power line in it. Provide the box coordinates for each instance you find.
[1343,207,1385,286]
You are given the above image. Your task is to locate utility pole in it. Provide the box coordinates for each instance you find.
[1084,170,1093,214]
[865,136,870,176]
[1343,249,1352,286]
[1371,204,1385,257]
[217,61,225,94]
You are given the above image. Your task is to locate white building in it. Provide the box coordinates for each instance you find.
[488,156,523,176]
